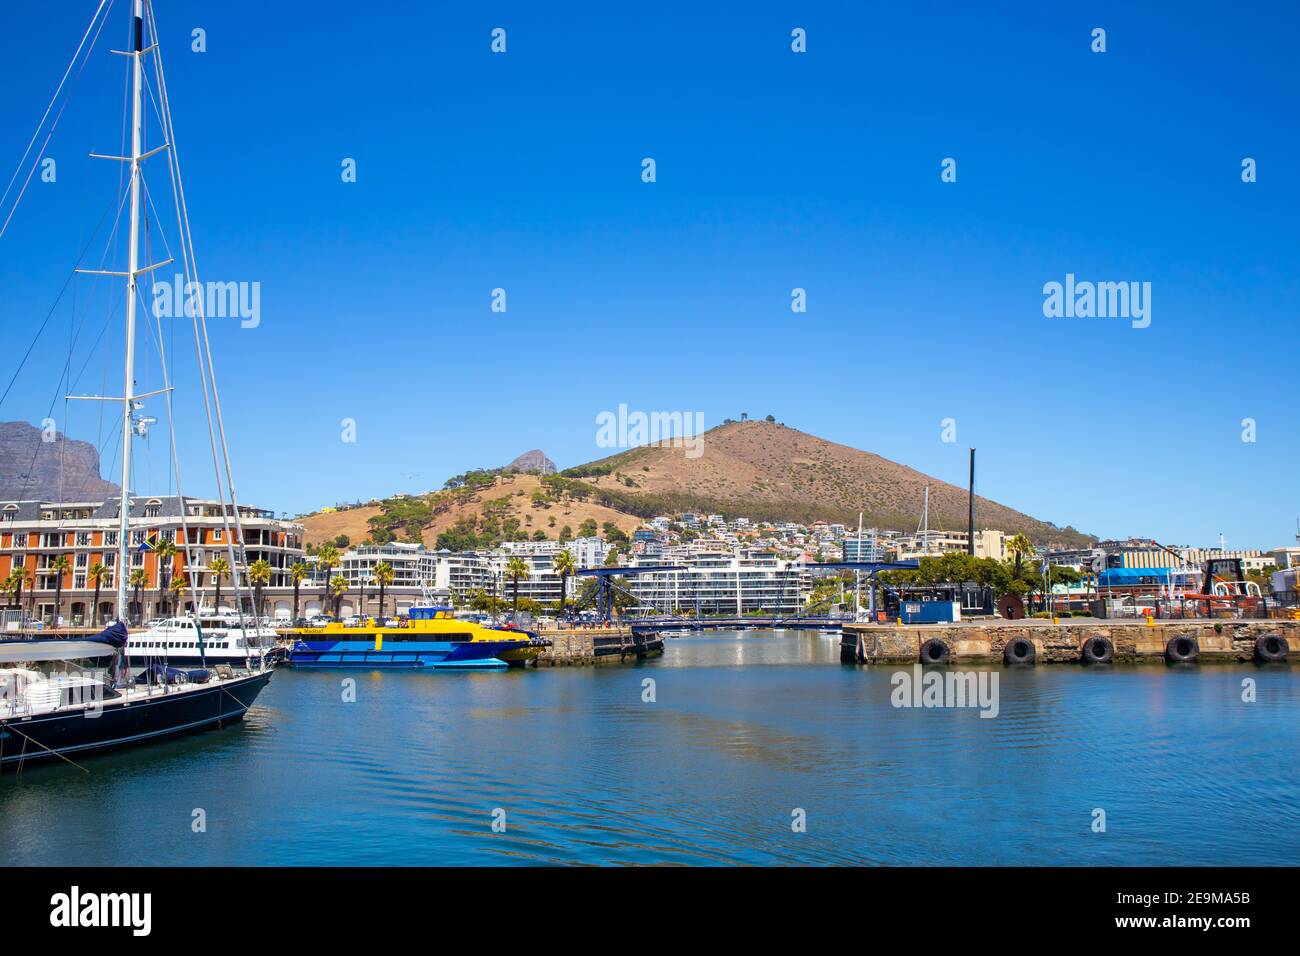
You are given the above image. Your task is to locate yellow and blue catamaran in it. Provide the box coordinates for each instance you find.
[287,607,549,670]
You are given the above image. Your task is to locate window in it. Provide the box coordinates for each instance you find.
[75,532,91,547]
[12,532,26,548]
[214,528,223,542]
[75,553,88,568]
[104,531,118,547]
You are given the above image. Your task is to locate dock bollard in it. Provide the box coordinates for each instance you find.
[1080,635,1114,665]
[1254,633,1290,663]
[919,638,949,665]
[1164,635,1199,664]
[1003,638,1036,665]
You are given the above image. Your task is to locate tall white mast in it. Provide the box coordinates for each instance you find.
[114,0,146,622]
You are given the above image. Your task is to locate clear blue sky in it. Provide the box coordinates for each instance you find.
[1,1,1297,549]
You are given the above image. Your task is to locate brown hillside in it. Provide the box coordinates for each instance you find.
[299,474,639,547]
[568,420,1089,547]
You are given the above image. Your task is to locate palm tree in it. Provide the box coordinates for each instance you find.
[128,567,147,625]
[87,562,110,626]
[290,561,310,622]
[1007,534,1034,580]
[6,564,31,613]
[372,561,394,621]
[153,538,178,616]
[169,574,190,614]
[505,556,529,617]
[2,571,19,610]
[49,554,72,628]
[552,548,577,621]
[248,559,273,619]
[316,544,340,591]
[208,555,230,612]
[329,573,348,618]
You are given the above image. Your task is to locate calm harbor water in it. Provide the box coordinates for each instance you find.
[3,631,1298,866]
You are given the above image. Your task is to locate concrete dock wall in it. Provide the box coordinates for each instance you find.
[536,629,664,666]
[840,619,1300,664]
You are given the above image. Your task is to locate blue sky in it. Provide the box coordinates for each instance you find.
[1,1,1297,548]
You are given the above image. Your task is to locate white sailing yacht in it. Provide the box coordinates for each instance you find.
[0,0,272,768]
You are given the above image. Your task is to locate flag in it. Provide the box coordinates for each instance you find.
[138,531,158,553]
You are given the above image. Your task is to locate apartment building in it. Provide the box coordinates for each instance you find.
[627,549,811,615]
[0,495,303,624]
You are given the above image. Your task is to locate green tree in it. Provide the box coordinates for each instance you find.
[248,559,273,618]
[87,561,110,625]
[329,574,349,617]
[128,567,147,624]
[578,519,597,538]
[552,549,577,620]
[372,560,394,620]
[49,554,72,627]
[505,557,529,615]
[316,544,340,593]
[208,555,230,612]
[1006,534,1034,580]
[291,561,310,622]
[169,574,191,614]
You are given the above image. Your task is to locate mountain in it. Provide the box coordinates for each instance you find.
[0,421,119,502]
[506,449,556,475]
[558,420,1091,547]
[299,420,1092,548]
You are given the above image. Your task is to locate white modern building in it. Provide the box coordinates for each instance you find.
[626,550,811,615]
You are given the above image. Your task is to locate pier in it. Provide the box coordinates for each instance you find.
[537,627,664,666]
[839,618,1299,664]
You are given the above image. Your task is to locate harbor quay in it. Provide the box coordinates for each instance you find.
[535,626,662,665]
[840,617,1299,665]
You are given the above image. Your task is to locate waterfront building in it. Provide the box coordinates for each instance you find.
[0,495,304,624]
[626,549,811,615]
[340,542,437,590]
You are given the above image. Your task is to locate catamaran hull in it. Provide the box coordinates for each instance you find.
[0,671,271,768]
[286,639,524,670]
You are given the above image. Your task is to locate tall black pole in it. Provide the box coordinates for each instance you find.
[967,447,975,556]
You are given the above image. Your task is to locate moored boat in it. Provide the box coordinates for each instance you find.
[0,623,270,769]
[127,609,280,668]
[287,606,550,670]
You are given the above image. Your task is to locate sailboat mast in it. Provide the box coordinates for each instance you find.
[115,0,146,622]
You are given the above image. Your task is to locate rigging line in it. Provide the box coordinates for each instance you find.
[13,198,130,506]
[141,274,205,626]
[0,1,115,244]
[2,721,92,774]
[149,10,253,634]
[0,186,125,416]
[0,0,112,220]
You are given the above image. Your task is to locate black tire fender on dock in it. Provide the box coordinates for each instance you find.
[1254,633,1290,663]
[1003,637,1036,665]
[1080,635,1114,665]
[1164,634,1199,664]
[919,638,950,665]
